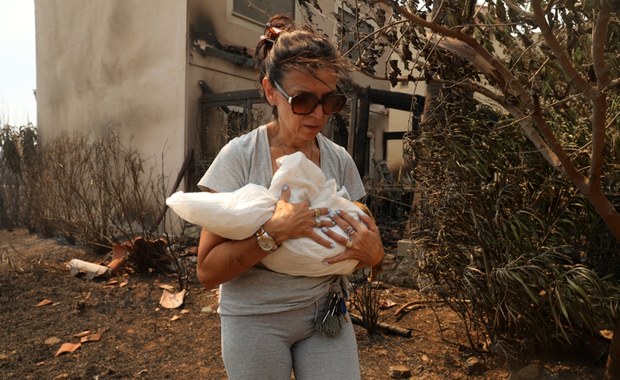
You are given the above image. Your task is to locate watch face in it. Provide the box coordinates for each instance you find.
[258,233,277,251]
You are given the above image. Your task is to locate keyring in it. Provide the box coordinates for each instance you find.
[345,227,355,236]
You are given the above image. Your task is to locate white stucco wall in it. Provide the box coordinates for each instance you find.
[35,0,188,178]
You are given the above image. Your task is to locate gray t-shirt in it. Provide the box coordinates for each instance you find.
[198,124,365,315]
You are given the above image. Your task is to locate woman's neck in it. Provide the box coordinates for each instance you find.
[269,122,314,152]
[268,122,318,164]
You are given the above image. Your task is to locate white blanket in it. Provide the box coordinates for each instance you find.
[166,152,361,276]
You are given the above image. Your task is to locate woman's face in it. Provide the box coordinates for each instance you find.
[263,69,341,146]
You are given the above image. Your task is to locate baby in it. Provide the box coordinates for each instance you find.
[166,152,363,276]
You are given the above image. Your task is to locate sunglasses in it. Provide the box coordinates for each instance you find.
[273,80,347,115]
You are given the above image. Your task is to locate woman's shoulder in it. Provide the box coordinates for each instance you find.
[199,126,269,192]
[225,125,266,150]
[214,126,268,161]
[317,134,355,167]
[316,133,365,199]
[317,133,348,156]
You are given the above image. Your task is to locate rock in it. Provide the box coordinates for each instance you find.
[380,254,422,288]
[464,356,487,375]
[396,240,412,257]
[201,305,216,314]
[388,364,411,378]
[511,363,542,380]
[45,336,62,346]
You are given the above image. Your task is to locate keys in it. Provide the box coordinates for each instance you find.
[315,283,349,337]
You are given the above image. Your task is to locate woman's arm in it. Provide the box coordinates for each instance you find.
[196,228,271,290]
[196,185,335,289]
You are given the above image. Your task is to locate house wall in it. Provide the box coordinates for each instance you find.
[35,0,188,178]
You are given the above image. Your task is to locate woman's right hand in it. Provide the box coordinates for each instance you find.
[262,184,335,248]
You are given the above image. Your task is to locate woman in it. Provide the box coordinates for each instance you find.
[196,14,385,380]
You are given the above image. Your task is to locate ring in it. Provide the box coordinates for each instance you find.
[314,219,320,228]
[314,209,320,218]
[345,227,355,236]
[345,240,353,248]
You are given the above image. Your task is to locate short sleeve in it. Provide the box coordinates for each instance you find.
[197,140,248,193]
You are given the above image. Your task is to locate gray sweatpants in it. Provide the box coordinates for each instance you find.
[220,298,361,380]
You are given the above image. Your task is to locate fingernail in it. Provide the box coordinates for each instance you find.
[329,242,334,248]
[282,184,289,191]
[328,209,336,217]
[321,227,328,233]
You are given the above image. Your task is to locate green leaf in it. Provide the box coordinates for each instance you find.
[510,270,539,304]
[554,287,570,321]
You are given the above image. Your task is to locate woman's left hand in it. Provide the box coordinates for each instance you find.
[322,209,384,268]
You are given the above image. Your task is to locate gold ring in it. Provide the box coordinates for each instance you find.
[314,209,320,218]
[345,240,353,248]
[345,227,355,236]
[314,219,320,228]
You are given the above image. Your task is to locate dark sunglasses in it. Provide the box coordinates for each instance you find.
[273,80,347,115]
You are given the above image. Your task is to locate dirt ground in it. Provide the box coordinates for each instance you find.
[0,229,607,379]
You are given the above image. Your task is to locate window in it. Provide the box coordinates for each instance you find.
[233,0,295,25]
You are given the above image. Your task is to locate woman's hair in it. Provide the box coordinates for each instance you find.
[254,14,350,93]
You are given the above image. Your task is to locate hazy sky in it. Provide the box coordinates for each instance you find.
[0,0,36,126]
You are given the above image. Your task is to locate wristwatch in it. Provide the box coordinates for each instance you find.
[256,225,278,252]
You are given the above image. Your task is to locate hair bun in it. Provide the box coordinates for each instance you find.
[259,25,283,45]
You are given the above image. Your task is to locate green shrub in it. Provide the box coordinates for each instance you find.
[407,86,620,358]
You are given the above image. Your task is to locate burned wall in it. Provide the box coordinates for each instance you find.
[35,0,188,182]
